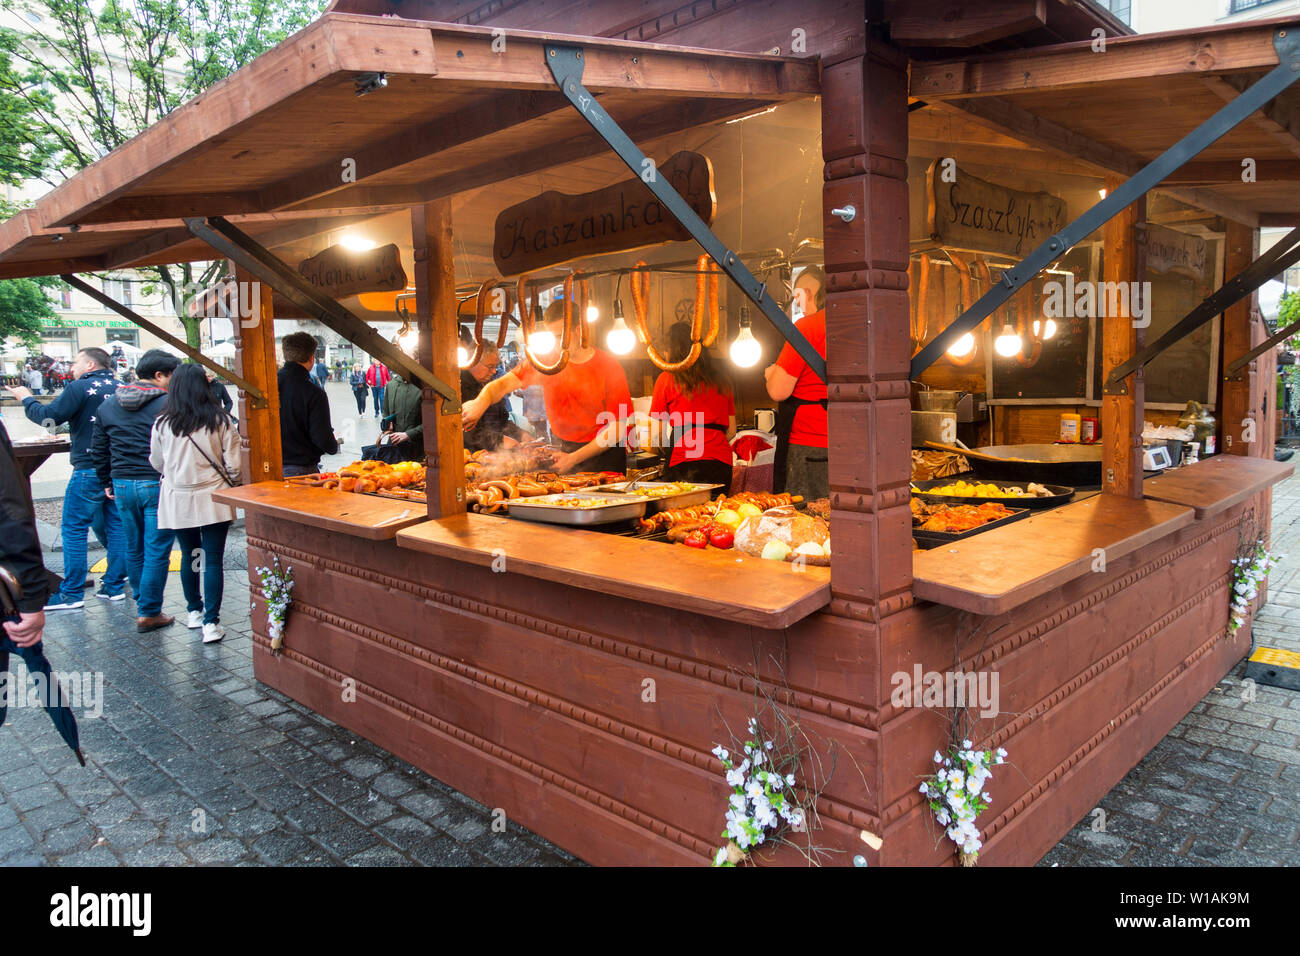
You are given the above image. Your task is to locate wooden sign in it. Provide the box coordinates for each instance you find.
[1145,223,1208,280]
[493,150,716,275]
[297,242,407,298]
[925,161,1067,258]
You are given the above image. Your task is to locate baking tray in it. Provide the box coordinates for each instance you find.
[912,505,1032,549]
[589,481,722,512]
[503,492,648,525]
[910,479,1074,510]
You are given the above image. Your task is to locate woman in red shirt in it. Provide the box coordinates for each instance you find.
[764,267,828,499]
[650,322,736,487]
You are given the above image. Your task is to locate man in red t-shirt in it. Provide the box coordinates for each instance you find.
[764,267,828,498]
[462,302,632,474]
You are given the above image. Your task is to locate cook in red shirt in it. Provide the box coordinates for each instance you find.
[649,321,736,488]
[462,301,632,474]
[764,266,828,499]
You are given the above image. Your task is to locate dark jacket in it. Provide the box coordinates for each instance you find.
[382,374,423,442]
[92,382,169,489]
[209,377,234,414]
[461,369,524,452]
[0,423,49,612]
[21,367,117,470]
[278,363,338,469]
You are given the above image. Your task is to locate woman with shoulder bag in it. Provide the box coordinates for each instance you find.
[148,363,241,644]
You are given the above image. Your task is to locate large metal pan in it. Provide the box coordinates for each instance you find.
[926,441,1102,486]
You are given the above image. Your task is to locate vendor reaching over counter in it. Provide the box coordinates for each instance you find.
[764,266,828,500]
[650,321,736,487]
[462,301,632,474]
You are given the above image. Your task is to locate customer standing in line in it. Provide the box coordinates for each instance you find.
[5,347,128,610]
[279,331,339,478]
[349,363,368,415]
[365,359,390,420]
[149,364,240,644]
[92,349,181,632]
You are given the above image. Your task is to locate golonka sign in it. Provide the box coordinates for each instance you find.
[493,150,716,275]
[297,242,407,298]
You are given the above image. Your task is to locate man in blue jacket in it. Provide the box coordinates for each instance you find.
[5,347,127,611]
[92,349,180,632]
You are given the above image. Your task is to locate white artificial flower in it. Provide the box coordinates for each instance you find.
[962,739,972,749]
[730,793,747,812]
[785,774,796,787]
[982,792,991,802]
[934,750,943,764]
[764,740,773,750]
[752,749,765,767]
[919,782,930,796]
[746,779,765,801]
[714,847,728,866]
[726,768,745,788]
[712,745,729,761]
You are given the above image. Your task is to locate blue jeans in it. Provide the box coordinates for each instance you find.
[370,385,384,416]
[58,468,127,602]
[175,522,231,625]
[113,479,174,618]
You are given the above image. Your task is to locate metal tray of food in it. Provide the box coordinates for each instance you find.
[912,505,1032,549]
[588,481,722,512]
[503,492,648,525]
[910,479,1074,510]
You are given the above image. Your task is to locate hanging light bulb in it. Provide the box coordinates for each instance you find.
[606,300,636,355]
[586,304,599,323]
[946,332,975,358]
[994,323,1022,357]
[1032,318,1058,340]
[338,234,377,252]
[528,328,556,355]
[729,307,762,368]
[457,345,471,368]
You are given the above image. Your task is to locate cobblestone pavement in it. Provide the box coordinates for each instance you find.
[3,473,1298,867]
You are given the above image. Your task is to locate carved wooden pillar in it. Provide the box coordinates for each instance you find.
[1100,176,1144,498]
[232,265,282,483]
[412,198,465,518]
[1221,221,1261,457]
[821,35,913,620]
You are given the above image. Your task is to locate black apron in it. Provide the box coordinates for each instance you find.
[556,437,628,475]
[772,396,828,494]
[663,420,732,487]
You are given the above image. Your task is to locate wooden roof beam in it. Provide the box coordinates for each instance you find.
[1200,74,1300,160]
[885,0,1047,48]
[910,17,1298,98]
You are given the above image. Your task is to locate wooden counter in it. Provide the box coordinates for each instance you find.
[396,512,831,629]
[1142,455,1294,518]
[912,495,1196,615]
[214,481,427,540]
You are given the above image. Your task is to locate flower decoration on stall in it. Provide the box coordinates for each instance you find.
[255,555,294,654]
[711,717,808,866]
[919,741,1006,866]
[1228,537,1283,635]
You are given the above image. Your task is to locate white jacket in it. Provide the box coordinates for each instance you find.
[148,419,241,529]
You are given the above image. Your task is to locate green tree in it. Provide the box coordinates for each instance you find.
[0,0,326,347]
[0,275,54,349]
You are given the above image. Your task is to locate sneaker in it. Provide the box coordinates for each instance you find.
[186,610,204,629]
[202,623,225,644]
[44,598,85,611]
[95,589,126,602]
[136,614,175,633]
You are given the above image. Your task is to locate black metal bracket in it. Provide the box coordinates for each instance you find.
[1105,226,1300,393]
[1225,310,1300,380]
[911,27,1300,381]
[185,216,461,413]
[545,45,826,382]
[60,273,269,409]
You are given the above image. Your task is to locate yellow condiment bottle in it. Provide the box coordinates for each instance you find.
[1060,413,1082,443]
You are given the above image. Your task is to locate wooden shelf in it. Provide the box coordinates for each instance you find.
[1142,455,1294,519]
[912,495,1196,616]
[213,482,427,540]
[396,513,831,630]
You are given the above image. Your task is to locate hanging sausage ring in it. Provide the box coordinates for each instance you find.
[629,254,719,372]
[466,278,514,370]
[517,270,574,375]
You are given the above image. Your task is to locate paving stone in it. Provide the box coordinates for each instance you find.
[54,845,122,867]
[0,824,35,857]
[369,771,417,800]
[40,820,97,856]
[376,814,437,849]
[23,799,81,835]
[283,802,351,836]
[468,830,543,866]
[344,845,410,867]
[432,804,491,843]
[1144,786,1215,816]
[1063,827,1130,858]
[1187,840,1272,866]
[7,783,62,812]
[1253,742,1300,765]
[340,793,398,826]
[398,789,455,820]
[252,831,318,865]
[221,807,281,838]
[1112,798,1164,822]
[341,756,386,780]
[0,763,51,792]
[1122,843,1187,866]
[100,819,164,850]
[0,804,18,831]
[312,822,380,859]
[123,842,191,866]
[184,838,251,865]
[408,835,487,867]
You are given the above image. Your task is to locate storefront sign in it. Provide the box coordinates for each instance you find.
[493,150,716,275]
[39,318,137,329]
[297,242,407,298]
[925,162,1067,257]
[1145,223,1208,280]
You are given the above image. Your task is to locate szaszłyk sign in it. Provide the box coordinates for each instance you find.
[493,151,716,275]
[298,242,407,299]
[925,161,1067,258]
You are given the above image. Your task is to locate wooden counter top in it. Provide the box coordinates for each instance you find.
[1142,455,1294,518]
[912,495,1195,616]
[396,513,832,629]
[214,482,427,540]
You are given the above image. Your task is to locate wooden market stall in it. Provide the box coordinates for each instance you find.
[1,0,1296,866]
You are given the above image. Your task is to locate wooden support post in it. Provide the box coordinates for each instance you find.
[1221,221,1262,457]
[412,198,465,518]
[821,36,914,620]
[1101,176,1144,498]
[232,265,282,483]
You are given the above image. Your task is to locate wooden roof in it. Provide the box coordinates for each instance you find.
[909,15,1300,226]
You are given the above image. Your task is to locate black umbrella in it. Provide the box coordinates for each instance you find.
[0,567,85,766]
